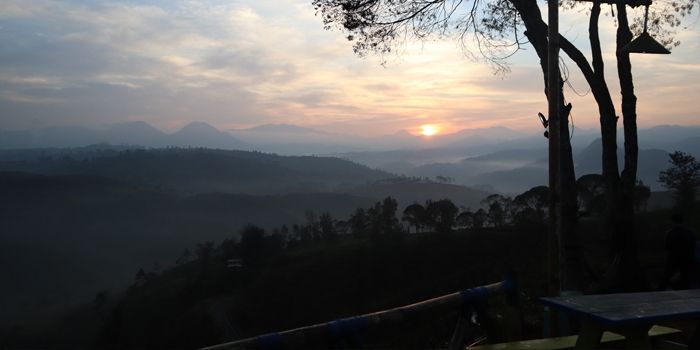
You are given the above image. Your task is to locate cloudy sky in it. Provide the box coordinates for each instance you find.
[1,0,699,136]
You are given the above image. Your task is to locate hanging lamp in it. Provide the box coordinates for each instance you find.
[621,3,671,54]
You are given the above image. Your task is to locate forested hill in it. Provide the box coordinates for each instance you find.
[0,171,376,326]
[0,148,392,194]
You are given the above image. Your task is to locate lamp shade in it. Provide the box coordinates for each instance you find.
[621,32,671,54]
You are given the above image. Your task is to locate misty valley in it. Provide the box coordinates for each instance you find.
[1,121,699,348]
[3,0,700,346]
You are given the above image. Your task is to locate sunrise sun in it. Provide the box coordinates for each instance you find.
[420,124,439,136]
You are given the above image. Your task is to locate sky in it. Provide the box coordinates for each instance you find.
[1,0,699,136]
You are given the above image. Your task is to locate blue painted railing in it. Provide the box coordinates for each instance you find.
[201,276,517,350]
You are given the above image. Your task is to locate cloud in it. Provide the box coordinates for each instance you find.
[0,0,698,135]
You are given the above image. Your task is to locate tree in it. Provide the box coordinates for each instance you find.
[482,194,512,228]
[472,208,488,229]
[319,212,338,240]
[175,248,191,265]
[349,207,368,236]
[633,181,651,213]
[513,186,549,218]
[313,0,695,291]
[561,0,693,289]
[313,0,580,287]
[239,225,266,267]
[456,210,474,230]
[402,203,426,233]
[134,268,146,284]
[512,186,549,226]
[195,241,215,266]
[435,175,454,184]
[304,210,321,240]
[576,174,606,215]
[425,199,459,233]
[658,151,700,212]
[380,197,402,234]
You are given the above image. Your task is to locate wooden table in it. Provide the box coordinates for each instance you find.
[540,289,700,350]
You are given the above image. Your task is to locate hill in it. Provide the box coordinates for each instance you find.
[0,147,393,194]
[4,229,546,349]
[0,122,246,149]
[575,139,677,190]
[0,172,375,326]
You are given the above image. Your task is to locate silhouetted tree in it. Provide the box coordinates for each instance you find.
[366,203,383,236]
[633,181,651,213]
[312,0,581,286]
[134,268,146,284]
[291,223,306,243]
[305,210,321,240]
[319,212,338,240]
[94,290,109,310]
[175,248,191,265]
[380,197,401,234]
[512,186,549,226]
[455,210,474,230]
[513,186,548,214]
[425,199,459,233]
[196,241,215,266]
[659,151,700,212]
[239,225,266,268]
[349,208,368,236]
[576,174,606,215]
[314,0,697,291]
[435,175,454,184]
[472,208,488,229]
[402,203,426,233]
[482,194,511,228]
[268,231,285,256]
[220,237,237,260]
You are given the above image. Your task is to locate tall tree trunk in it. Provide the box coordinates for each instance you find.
[514,0,641,292]
[512,0,581,291]
[614,1,643,291]
[589,1,638,292]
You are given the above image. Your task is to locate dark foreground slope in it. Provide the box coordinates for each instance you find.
[4,230,546,349]
[0,172,374,326]
[4,198,696,349]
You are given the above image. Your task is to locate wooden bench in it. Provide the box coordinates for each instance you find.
[539,290,700,349]
[468,325,682,349]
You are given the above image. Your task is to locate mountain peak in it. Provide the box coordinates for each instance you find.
[244,123,326,134]
[176,121,219,134]
[108,121,162,133]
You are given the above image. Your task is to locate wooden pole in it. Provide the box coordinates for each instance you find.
[547,0,561,299]
[545,0,562,337]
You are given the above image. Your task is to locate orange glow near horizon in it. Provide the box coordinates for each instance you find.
[420,124,439,136]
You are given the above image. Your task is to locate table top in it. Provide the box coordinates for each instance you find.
[540,289,700,327]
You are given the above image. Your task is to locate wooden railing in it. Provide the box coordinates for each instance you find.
[201,275,518,350]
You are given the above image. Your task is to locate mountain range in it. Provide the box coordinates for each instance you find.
[0,121,247,150]
[0,121,540,154]
[2,121,699,193]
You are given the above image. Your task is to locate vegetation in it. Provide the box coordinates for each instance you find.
[4,182,692,349]
[658,151,700,212]
[0,145,691,349]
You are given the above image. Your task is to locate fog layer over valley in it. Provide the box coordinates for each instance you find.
[3,122,699,194]
[0,146,489,326]
[1,121,697,336]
